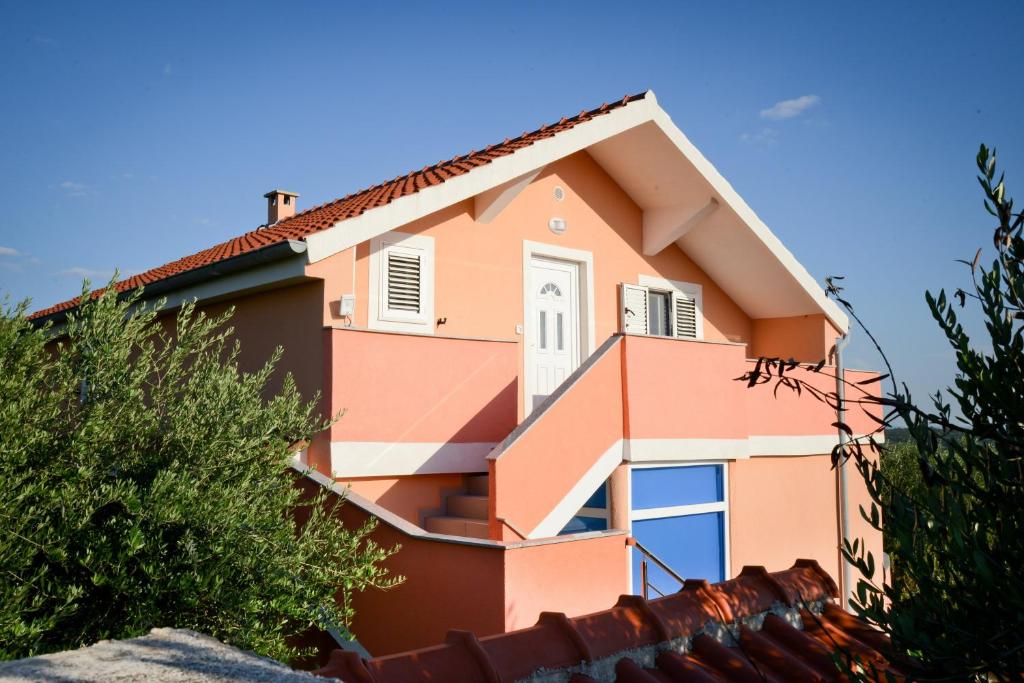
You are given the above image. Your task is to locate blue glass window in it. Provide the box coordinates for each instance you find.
[631,512,724,594]
[632,465,723,510]
[559,515,608,535]
[582,482,607,509]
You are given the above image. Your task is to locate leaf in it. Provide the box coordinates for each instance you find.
[832,421,854,437]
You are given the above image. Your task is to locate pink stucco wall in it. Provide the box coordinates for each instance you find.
[621,334,880,441]
[502,532,629,632]
[306,152,756,421]
[622,336,750,440]
[339,474,467,526]
[489,337,624,540]
[164,280,325,403]
[321,328,517,445]
[729,454,842,581]
[299,476,628,656]
[750,314,841,364]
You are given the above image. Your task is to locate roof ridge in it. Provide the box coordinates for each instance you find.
[268,90,649,233]
[312,559,899,683]
[29,91,649,321]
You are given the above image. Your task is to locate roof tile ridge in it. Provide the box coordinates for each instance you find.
[736,565,790,602]
[709,566,790,620]
[443,630,501,683]
[790,558,840,598]
[614,594,672,643]
[683,578,736,623]
[537,611,595,663]
[31,91,650,320]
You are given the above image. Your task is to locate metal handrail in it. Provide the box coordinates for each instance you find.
[496,516,528,540]
[628,536,685,599]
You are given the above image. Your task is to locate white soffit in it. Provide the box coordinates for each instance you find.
[587,112,848,330]
[304,92,847,332]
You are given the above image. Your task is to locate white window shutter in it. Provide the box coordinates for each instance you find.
[369,231,435,332]
[621,283,649,334]
[385,249,421,314]
[671,290,700,340]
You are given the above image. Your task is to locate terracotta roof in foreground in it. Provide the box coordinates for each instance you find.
[29,92,648,321]
[314,560,902,682]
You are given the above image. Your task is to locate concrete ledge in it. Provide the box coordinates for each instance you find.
[293,461,628,549]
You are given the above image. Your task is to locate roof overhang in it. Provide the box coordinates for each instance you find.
[304,91,847,332]
[31,240,309,328]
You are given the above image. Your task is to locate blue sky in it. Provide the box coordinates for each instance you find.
[1,2,1021,402]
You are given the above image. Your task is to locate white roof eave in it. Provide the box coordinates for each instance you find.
[303,91,849,333]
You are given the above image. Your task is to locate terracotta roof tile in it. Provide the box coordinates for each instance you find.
[314,559,903,683]
[30,92,649,321]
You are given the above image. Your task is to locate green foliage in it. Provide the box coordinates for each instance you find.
[0,285,399,662]
[834,146,1024,680]
[745,146,1024,680]
[877,440,925,602]
[837,147,1024,680]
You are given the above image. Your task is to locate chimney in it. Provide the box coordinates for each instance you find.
[263,189,299,225]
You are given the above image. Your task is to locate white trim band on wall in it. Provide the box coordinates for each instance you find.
[326,433,881,478]
[329,441,496,477]
[627,434,880,462]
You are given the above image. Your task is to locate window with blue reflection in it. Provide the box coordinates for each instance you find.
[631,512,724,594]
[583,482,607,509]
[632,465,722,510]
[559,515,608,535]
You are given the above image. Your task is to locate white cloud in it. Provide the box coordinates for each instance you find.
[59,267,116,280]
[58,266,137,281]
[0,246,19,257]
[760,95,821,120]
[60,180,92,197]
[739,127,780,147]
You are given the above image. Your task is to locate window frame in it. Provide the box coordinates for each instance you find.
[369,230,435,333]
[627,461,730,591]
[637,275,705,341]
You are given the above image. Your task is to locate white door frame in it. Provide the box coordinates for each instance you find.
[522,240,596,416]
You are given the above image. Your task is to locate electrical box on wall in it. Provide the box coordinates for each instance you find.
[339,294,356,317]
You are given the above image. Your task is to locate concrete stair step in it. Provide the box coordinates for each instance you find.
[424,516,490,539]
[446,494,488,520]
[466,474,489,496]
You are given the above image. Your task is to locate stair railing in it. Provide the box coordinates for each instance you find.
[496,516,528,540]
[627,536,685,600]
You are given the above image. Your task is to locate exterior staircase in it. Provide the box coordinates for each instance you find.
[423,474,490,539]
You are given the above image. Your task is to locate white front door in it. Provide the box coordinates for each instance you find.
[527,257,581,412]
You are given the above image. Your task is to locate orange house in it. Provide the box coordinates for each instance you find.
[32,91,882,656]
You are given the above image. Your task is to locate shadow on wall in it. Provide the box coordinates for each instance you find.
[372,474,466,528]
[441,378,518,446]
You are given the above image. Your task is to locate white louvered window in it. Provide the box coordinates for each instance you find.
[386,251,421,313]
[621,283,649,334]
[671,291,699,339]
[620,278,704,340]
[370,231,435,332]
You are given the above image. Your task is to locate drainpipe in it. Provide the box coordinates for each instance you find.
[835,332,853,610]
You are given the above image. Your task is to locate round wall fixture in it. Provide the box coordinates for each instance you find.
[548,217,567,235]
[553,186,565,201]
